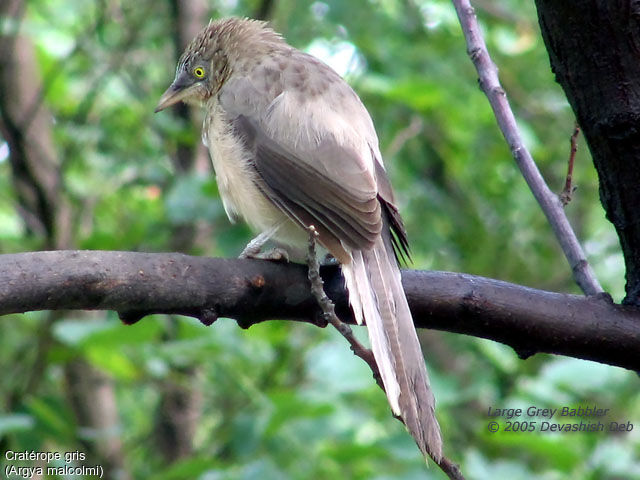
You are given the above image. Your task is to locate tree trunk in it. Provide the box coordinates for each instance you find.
[0,0,71,249]
[534,0,640,305]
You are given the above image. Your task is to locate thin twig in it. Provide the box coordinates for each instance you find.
[451,0,603,296]
[304,226,383,389]
[384,115,423,159]
[560,123,580,206]
[304,227,466,479]
[437,457,467,480]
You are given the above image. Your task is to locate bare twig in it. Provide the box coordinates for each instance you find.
[304,226,383,388]
[304,227,466,477]
[437,457,466,480]
[384,115,423,159]
[560,123,580,206]
[451,0,603,296]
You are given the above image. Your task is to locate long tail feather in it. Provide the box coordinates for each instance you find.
[342,234,442,461]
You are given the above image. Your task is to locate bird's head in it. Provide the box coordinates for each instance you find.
[155,22,231,112]
[155,18,282,113]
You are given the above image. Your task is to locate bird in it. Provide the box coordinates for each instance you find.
[155,17,442,461]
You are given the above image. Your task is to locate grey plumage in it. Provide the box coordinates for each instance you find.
[156,17,443,460]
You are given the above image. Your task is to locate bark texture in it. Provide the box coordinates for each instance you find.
[534,0,640,304]
[0,250,638,372]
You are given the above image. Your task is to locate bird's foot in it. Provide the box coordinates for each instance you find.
[239,231,271,258]
[239,232,289,262]
[242,247,290,262]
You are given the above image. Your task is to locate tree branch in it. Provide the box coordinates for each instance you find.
[1,250,638,371]
[450,0,603,296]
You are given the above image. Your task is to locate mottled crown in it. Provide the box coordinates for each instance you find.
[178,17,287,75]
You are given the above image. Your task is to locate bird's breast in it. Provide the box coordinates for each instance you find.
[202,101,304,247]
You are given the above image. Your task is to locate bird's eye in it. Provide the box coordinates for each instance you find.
[193,67,206,78]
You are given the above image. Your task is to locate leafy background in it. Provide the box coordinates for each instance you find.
[1,0,639,479]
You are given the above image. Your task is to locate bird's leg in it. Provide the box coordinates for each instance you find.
[239,230,271,258]
[239,226,289,261]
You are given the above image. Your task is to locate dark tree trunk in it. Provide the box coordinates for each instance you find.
[534,0,640,305]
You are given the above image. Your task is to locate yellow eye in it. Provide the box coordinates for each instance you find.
[193,67,206,78]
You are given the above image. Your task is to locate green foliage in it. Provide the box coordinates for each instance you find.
[0,0,638,479]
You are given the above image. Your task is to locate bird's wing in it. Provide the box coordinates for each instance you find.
[219,51,386,260]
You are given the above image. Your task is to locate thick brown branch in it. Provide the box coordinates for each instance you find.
[0,250,638,371]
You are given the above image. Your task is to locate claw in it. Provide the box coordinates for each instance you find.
[244,247,290,262]
[239,231,289,262]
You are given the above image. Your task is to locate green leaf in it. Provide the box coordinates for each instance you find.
[85,346,140,380]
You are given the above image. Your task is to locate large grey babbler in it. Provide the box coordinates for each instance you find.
[155,17,442,460]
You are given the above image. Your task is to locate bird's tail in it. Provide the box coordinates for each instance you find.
[342,233,442,461]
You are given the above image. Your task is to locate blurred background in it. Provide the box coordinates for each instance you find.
[0,0,638,479]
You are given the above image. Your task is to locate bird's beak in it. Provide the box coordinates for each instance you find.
[153,84,187,113]
[155,83,189,113]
